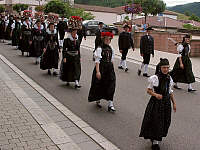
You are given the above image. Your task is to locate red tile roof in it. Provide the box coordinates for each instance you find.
[134,16,184,29]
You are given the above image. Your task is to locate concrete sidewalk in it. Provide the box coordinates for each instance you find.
[0,54,119,150]
[81,36,200,78]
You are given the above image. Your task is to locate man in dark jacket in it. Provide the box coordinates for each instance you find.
[95,22,104,50]
[77,24,86,45]
[138,27,154,77]
[57,16,67,48]
[118,24,134,72]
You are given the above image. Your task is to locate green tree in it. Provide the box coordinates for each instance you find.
[44,0,66,15]
[140,0,166,23]
[189,14,200,22]
[35,5,45,12]
[0,5,5,13]
[13,4,29,13]
[184,11,190,16]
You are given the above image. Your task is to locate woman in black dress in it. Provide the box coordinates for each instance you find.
[20,17,32,56]
[10,17,21,47]
[88,32,116,112]
[40,23,60,75]
[31,19,46,64]
[60,29,81,88]
[0,15,6,43]
[170,35,196,92]
[139,58,176,150]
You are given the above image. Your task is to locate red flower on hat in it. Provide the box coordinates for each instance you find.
[101,32,114,38]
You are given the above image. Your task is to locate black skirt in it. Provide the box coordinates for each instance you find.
[139,96,172,141]
[59,54,81,82]
[12,29,20,46]
[40,48,59,70]
[170,56,195,84]
[88,62,116,102]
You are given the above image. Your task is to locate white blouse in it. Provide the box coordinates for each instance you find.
[177,44,191,57]
[94,46,115,63]
[148,75,174,94]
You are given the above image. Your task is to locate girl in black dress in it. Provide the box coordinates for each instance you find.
[140,58,176,150]
[88,32,116,112]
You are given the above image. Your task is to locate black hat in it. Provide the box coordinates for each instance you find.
[184,34,190,39]
[146,27,154,31]
[98,22,103,25]
[159,58,169,66]
[123,24,131,29]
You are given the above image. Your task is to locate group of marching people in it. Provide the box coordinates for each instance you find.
[94,22,197,150]
[1,13,198,150]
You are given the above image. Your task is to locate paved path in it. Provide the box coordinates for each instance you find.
[0,41,200,150]
[0,45,117,149]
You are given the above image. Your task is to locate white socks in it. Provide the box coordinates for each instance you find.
[188,84,193,89]
[108,100,114,107]
[144,64,148,74]
[36,57,40,62]
[51,68,57,73]
[75,80,80,86]
[153,140,159,145]
[119,60,127,69]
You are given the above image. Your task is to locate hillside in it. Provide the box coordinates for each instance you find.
[168,2,200,17]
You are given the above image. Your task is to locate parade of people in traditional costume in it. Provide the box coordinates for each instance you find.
[59,16,82,89]
[88,31,116,112]
[170,35,196,92]
[118,24,134,72]
[139,58,176,150]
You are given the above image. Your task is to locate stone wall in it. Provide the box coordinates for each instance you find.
[133,32,200,57]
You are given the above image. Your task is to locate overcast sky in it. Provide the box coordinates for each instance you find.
[164,0,200,6]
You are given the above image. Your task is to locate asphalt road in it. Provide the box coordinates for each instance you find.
[0,42,200,150]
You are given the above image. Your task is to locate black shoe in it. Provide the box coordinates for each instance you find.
[53,72,58,76]
[108,106,116,112]
[188,89,196,92]
[137,69,141,76]
[151,144,160,150]
[143,73,150,77]
[75,84,81,89]
[96,101,102,108]
[118,66,123,69]
[48,70,51,75]
[125,68,129,72]
[173,85,181,89]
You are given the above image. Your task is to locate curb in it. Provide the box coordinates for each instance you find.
[0,54,120,150]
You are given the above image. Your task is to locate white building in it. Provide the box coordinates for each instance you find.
[0,0,74,13]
